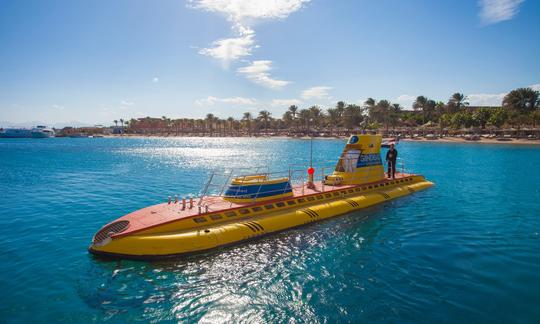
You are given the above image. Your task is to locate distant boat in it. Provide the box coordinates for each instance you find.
[0,126,54,138]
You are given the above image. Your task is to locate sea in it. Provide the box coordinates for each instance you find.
[0,137,539,323]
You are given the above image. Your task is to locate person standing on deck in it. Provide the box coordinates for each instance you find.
[386,144,398,179]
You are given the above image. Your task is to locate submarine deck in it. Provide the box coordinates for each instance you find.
[101,173,414,239]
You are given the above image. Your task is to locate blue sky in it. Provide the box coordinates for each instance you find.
[1,0,539,126]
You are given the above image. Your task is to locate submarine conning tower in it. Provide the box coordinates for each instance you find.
[324,134,385,185]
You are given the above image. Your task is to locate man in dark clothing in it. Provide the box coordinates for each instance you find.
[386,144,398,179]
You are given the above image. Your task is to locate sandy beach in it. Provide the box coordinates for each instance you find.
[102,134,540,145]
[401,137,540,145]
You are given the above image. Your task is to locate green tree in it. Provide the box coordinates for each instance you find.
[288,105,298,129]
[298,109,311,131]
[488,108,508,128]
[282,111,294,129]
[242,112,252,135]
[472,108,492,129]
[258,110,271,135]
[447,93,469,113]
[205,113,215,134]
[451,111,474,129]
[308,106,324,128]
[326,108,340,135]
[343,104,364,131]
[503,87,539,113]
[413,96,427,123]
[439,113,452,129]
[389,103,402,129]
[376,99,391,132]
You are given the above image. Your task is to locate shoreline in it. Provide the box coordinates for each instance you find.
[95,134,540,145]
[400,137,540,145]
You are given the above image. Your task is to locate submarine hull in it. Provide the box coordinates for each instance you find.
[89,175,433,260]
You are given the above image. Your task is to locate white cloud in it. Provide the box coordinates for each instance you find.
[120,100,134,106]
[195,96,258,106]
[479,0,524,25]
[301,86,332,100]
[395,95,416,110]
[467,92,506,106]
[191,0,309,64]
[529,83,540,91]
[199,26,256,63]
[52,104,65,110]
[190,0,309,22]
[237,60,290,89]
[152,77,159,83]
[271,99,302,107]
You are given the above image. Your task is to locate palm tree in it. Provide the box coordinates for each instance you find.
[258,110,271,135]
[298,109,311,132]
[288,105,298,130]
[390,103,402,130]
[413,96,428,124]
[364,98,376,108]
[343,104,364,132]
[447,93,469,113]
[336,101,346,115]
[119,118,124,134]
[242,112,252,135]
[503,87,539,113]
[413,96,427,111]
[226,117,235,135]
[282,111,294,129]
[376,100,391,132]
[205,113,215,135]
[113,120,118,128]
[425,100,436,123]
[308,106,323,129]
[288,105,298,119]
[326,108,340,136]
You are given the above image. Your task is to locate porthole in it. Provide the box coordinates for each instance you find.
[252,206,263,212]
[333,192,340,197]
[307,197,315,201]
[239,209,250,215]
[298,198,306,203]
[324,193,331,198]
[276,202,286,207]
[316,195,323,200]
[193,217,207,223]
[348,189,354,193]
[287,200,296,205]
[264,204,275,210]
[225,211,237,217]
[210,214,223,220]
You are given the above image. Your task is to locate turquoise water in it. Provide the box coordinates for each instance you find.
[1,137,539,323]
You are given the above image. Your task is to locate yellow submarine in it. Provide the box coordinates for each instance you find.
[89,134,433,259]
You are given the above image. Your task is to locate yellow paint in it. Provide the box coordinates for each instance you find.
[89,176,434,258]
[230,176,289,186]
[325,134,385,185]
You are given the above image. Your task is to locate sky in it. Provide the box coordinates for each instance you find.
[1,0,539,126]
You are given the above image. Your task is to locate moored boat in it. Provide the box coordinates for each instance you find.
[0,126,54,138]
[89,134,433,260]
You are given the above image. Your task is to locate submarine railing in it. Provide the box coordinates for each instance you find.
[194,157,415,212]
